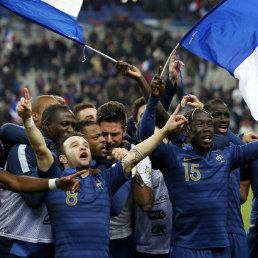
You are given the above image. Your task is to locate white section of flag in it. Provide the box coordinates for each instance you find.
[234,46,258,121]
[41,0,83,17]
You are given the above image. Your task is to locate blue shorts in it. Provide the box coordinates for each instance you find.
[110,235,135,258]
[170,246,230,258]
[228,233,248,258]
[247,226,258,258]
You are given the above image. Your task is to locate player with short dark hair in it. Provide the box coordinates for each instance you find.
[73,102,97,121]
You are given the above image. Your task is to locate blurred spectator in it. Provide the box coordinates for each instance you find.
[0,3,256,134]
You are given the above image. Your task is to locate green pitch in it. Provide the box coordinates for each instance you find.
[241,188,253,231]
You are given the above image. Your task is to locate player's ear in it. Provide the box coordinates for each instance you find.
[182,125,190,137]
[31,112,38,122]
[122,126,127,137]
[59,154,68,165]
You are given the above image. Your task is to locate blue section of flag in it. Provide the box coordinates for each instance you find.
[0,0,84,45]
[180,0,258,75]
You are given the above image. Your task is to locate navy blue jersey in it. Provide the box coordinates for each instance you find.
[38,161,127,258]
[139,96,258,249]
[6,144,45,208]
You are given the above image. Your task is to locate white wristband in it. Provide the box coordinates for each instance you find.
[24,117,34,129]
[48,178,58,190]
[131,166,137,178]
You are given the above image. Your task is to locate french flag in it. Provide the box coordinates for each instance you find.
[180,0,258,121]
[0,0,84,45]
[4,29,16,42]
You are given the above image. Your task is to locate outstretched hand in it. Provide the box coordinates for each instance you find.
[242,132,258,143]
[164,104,187,134]
[181,94,204,109]
[16,88,32,121]
[169,50,184,85]
[151,66,165,98]
[116,60,142,80]
[56,170,86,193]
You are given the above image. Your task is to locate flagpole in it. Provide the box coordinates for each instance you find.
[83,44,118,63]
[161,43,179,76]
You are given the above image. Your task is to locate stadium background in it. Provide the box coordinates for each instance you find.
[0,0,255,229]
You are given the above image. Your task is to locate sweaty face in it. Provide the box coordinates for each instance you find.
[187,111,214,155]
[82,124,107,159]
[208,103,230,135]
[77,108,97,121]
[62,136,92,170]
[46,110,75,142]
[99,121,126,153]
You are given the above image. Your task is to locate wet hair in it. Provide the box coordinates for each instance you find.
[183,108,213,132]
[74,120,98,134]
[41,104,72,124]
[73,102,96,120]
[97,101,127,129]
[55,132,86,169]
[204,98,227,112]
[132,97,146,123]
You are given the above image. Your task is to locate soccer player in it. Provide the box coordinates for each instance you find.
[0,100,75,258]
[97,100,137,258]
[17,88,186,258]
[74,120,107,161]
[73,102,97,121]
[181,95,249,258]
[139,74,258,258]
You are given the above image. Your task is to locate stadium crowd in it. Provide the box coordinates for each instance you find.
[0,1,258,258]
[0,5,255,134]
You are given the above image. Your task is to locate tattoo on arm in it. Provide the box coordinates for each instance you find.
[121,148,144,177]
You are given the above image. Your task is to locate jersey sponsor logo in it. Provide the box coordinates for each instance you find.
[153,194,168,205]
[148,210,166,220]
[96,180,104,190]
[43,214,51,224]
[183,157,196,162]
[216,154,225,163]
[151,224,166,236]
[145,166,150,174]
[66,191,78,206]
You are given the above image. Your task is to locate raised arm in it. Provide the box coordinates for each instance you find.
[121,105,186,177]
[116,60,178,128]
[0,169,83,193]
[16,88,53,171]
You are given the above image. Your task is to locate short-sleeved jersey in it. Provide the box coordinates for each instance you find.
[39,161,127,258]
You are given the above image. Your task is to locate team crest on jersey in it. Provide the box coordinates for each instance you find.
[216,154,225,163]
[96,180,104,189]
[145,166,150,174]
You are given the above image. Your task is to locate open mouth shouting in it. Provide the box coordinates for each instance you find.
[80,152,88,159]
